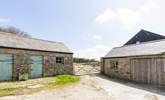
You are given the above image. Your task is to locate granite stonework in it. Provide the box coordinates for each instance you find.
[102,58,131,80]
[0,48,73,80]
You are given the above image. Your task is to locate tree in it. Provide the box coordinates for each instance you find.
[0,26,31,37]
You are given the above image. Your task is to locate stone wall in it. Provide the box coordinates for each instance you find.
[103,58,131,80]
[74,63,101,75]
[0,48,73,80]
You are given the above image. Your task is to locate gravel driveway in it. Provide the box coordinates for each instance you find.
[1,75,165,100]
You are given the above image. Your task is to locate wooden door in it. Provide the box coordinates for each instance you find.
[131,58,165,85]
[156,58,165,85]
[131,58,150,83]
[0,54,12,81]
[30,56,43,78]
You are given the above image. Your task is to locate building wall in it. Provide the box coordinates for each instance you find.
[0,48,73,80]
[102,58,131,80]
[102,55,165,86]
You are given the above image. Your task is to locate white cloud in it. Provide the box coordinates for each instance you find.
[95,1,157,30]
[74,45,109,60]
[117,8,141,30]
[92,35,102,40]
[140,1,156,12]
[0,18,9,22]
[95,8,116,23]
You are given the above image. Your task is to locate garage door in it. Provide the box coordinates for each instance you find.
[131,58,165,85]
[0,54,12,81]
[31,56,43,78]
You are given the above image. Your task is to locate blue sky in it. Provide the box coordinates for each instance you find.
[0,0,164,59]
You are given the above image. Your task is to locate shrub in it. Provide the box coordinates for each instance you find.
[20,67,32,75]
[18,66,32,81]
[20,74,29,81]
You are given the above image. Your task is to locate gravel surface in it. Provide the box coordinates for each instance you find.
[1,75,165,100]
[95,75,165,100]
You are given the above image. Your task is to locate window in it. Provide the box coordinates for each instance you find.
[110,61,118,70]
[56,57,64,64]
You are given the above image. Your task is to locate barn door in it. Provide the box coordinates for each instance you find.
[161,59,165,85]
[30,56,43,78]
[156,58,165,85]
[149,58,157,84]
[131,58,165,85]
[0,54,12,81]
[131,58,150,83]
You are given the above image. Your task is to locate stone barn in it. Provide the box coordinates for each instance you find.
[101,30,165,86]
[0,32,73,81]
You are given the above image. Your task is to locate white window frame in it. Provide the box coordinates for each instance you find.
[110,60,118,70]
[56,57,64,64]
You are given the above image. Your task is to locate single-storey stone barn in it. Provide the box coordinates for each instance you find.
[101,29,165,86]
[0,32,73,81]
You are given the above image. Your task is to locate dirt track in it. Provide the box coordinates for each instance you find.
[1,75,165,100]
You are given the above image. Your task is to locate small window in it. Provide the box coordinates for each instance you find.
[56,57,64,64]
[136,41,140,44]
[110,61,118,70]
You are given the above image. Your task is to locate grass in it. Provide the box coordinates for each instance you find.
[47,75,80,88]
[0,75,80,97]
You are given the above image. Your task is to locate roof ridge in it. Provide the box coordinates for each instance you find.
[0,31,64,44]
[124,29,165,45]
[29,37,64,44]
[141,29,165,36]
[0,31,72,53]
[114,38,165,49]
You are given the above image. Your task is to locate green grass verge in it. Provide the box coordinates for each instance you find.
[0,75,80,97]
[47,75,80,88]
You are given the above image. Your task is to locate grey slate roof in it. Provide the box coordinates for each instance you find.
[0,32,72,53]
[124,29,165,45]
[104,39,165,58]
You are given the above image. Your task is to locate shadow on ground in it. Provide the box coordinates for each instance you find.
[95,74,165,97]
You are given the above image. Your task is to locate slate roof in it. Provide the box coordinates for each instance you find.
[124,29,165,45]
[104,38,165,58]
[0,32,72,53]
